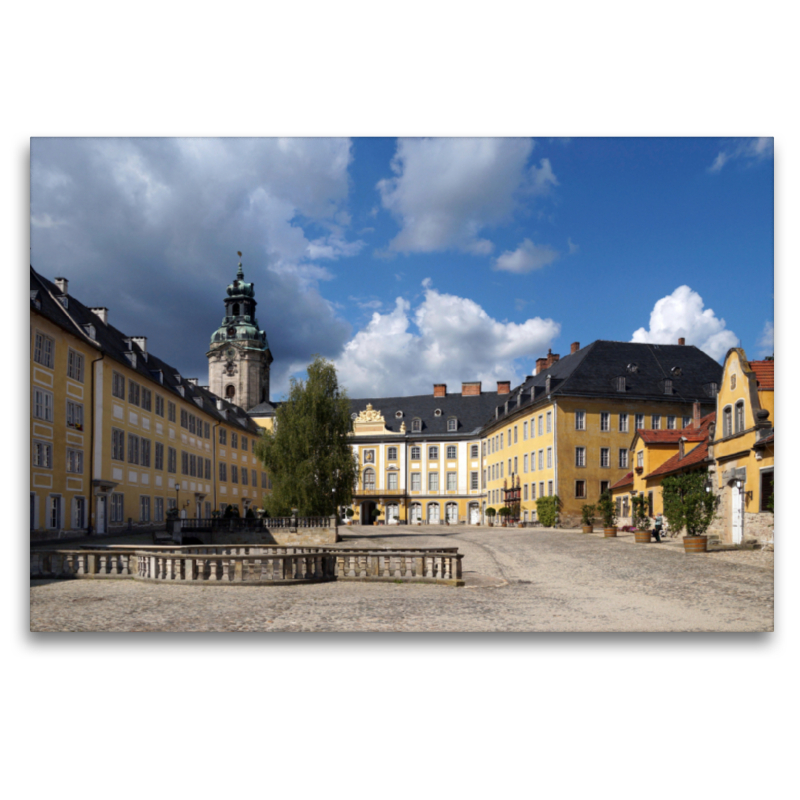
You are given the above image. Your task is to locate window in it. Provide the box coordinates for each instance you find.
[600,412,610,432]
[523,483,528,500]
[167,498,177,514]
[189,454,197,477]
[231,432,238,448]
[74,497,86,528]
[33,388,54,421]
[735,401,745,434]
[575,447,586,467]
[155,442,164,470]
[32,440,52,468]
[112,428,125,461]
[140,496,151,522]
[523,421,528,439]
[447,418,457,432]
[66,400,83,430]
[664,379,673,395]
[180,451,188,475]
[575,411,586,430]
[523,454,529,473]
[388,471,398,490]
[140,439,151,468]
[539,482,544,498]
[443,471,454,491]
[428,472,439,491]
[67,447,83,475]
[128,381,140,406]
[471,472,479,490]
[619,413,629,432]
[600,448,609,468]
[67,349,84,382]
[546,448,552,468]
[546,412,552,433]
[205,459,212,480]
[168,401,176,423]
[141,388,152,412]
[410,446,420,460]
[33,332,55,368]
[530,451,536,471]
[637,451,644,469]
[760,469,774,512]
[154,497,164,522]
[362,468,375,490]
[428,446,439,460]
[411,472,421,491]
[682,416,691,429]
[619,449,628,469]
[127,435,140,464]
[241,467,248,485]
[219,428,227,445]
[500,434,504,450]
[231,465,238,483]
[112,371,125,399]
[514,425,518,443]
[242,436,248,451]
[538,415,543,435]
[731,374,737,390]
[548,480,553,496]
[110,493,124,523]
[204,422,210,439]
[412,418,422,433]
[600,481,609,495]
[531,483,536,501]
[635,413,644,430]
[575,480,586,498]
[219,462,227,482]
[387,446,397,460]
[651,415,661,430]
[447,445,457,460]
[189,415,196,435]
[507,429,512,447]
[667,415,676,430]
[181,409,188,429]
[168,447,177,474]
[538,450,544,470]
[706,382,718,397]
[155,395,164,417]
[615,376,626,392]
[471,444,479,458]
[722,406,732,437]
[513,456,518,474]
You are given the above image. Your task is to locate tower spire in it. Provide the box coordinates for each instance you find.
[236,250,244,280]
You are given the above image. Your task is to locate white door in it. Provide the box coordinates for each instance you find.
[470,504,480,524]
[96,496,106,534]
[446,503,458,523]
[387,504,399,524]
[410,504,421,524]
[731,483,743,544]
[427,504,440,524]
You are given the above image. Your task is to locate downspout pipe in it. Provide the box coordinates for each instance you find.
[87,353,105,535]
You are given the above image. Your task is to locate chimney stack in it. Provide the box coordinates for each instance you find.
[535,357,548,375]
[545,349,560,368]
[461,381,481,396]
[54,277,68,295]
[678,337,686,346]
[497,381,511,395]
[433,384,447,398]
[90,307,108,324]
[693,401,701,429]
[571,341,580,354]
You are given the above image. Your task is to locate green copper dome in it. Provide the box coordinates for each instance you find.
[209,258,269,349]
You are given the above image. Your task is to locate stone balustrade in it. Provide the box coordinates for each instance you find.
[32,545,464,585]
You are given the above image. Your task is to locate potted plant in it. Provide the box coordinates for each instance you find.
[486,507,497,527]
[631,494,652,543]
[498,507,511,526]
[580,504,596,533]
[535,495,560,528]
[597,491,618,537]
[346,508,354,525]
[661,471,719,553]
[371,507,382,526]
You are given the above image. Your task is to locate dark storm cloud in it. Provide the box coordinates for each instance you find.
[30,137,357,397]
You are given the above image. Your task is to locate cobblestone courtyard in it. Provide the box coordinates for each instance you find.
[30,525,774,632]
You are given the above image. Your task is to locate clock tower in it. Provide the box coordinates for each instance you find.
[207,255,273,410]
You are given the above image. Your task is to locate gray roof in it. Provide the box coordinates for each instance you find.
[30,267,263,436]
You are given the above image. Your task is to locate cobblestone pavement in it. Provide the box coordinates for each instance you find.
[29,525,774,632]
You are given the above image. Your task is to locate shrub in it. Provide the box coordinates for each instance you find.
[581,504,596,526]
[486,507,497,519]
[597,491,617,528]
[631,495,651,531]
[661,471,718,537]
[535,495,560,527]
[346,508,354,519]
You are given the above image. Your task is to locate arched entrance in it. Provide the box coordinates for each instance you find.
[360,500,377,525]
[731,481,744,544]
[386,503,399,524]
[410,502,422,524]
[445,502,458,524]
[427,502,440,524]
[469,503,480,524]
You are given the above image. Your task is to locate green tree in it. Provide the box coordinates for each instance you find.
[661,471,718,537]
[597,491,617,528]
[254,356,358,517]
[535,495,561,527]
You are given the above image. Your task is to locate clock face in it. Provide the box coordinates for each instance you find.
[227,348,235,357]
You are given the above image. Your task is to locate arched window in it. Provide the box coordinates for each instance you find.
[722,405,732,438]
[225,385,236,399]
[363,468,375,490]
[232,303,240,316]
[735,401,745,434]
[412,418,422,432]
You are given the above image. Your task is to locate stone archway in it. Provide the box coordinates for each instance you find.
[360,500,376,525]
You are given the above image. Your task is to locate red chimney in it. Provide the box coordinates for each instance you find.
[678,337,686,346]
[571,342,580,354]
[545,348,560,368]
[497,381,511,395]
[461,381,481,396]
[535,357,547,375]
[433,384,447,398]
[693,401,701,429]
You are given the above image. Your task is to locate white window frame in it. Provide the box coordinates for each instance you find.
[575,447,586,467]
[600,412,610,432]
[34,331,55,368]
[619,413,629,432]
[446,472,457,491]
[619,449,628,469]
[635,413,644,430]
[66,448,84,474]
[428,472,439,492]
[600,448,610,468]
[428,446,439,460]
[410,472,421,491]
[575,410,586,430]
[32,440,53,468]
[446,445,457,459]
[33,388,54,422]
[67,348,84,382]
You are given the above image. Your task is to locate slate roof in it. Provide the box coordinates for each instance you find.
[484,340,722,429]
[749,359,774,390]
[349,390,503,437]
[30,267,262,435]
[247,400,280,417]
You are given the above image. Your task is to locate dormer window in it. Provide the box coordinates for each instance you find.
[705,382,718,397]
[614,376,626,392]
[82,323,96,340]
[395,410,403,418]
[447,418,457,432]
[671,367,682,377]
[412,418,422,433]
[663,379,673,395]
[434,409,442,417]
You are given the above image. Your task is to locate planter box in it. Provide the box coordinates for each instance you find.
[634,530,652,544]
[683,535,708,553]
[603,527,618,538]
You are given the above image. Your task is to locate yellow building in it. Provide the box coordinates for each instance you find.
[480,341,722,526]
[31,267,271,539]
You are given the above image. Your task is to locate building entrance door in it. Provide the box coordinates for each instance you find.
[446,503,458,523]
[731,482,743,544]
[427,503,440,524]
[469,504,480,524]
[96,496,106,534]
[410,503,421,524]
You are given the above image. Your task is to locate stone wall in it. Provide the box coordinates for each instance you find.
[212,527,340,546]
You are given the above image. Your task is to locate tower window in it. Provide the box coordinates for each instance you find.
[232,303,240,316]
[225,385,236,399]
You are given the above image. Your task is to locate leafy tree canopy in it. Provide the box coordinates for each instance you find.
[535,495,560,527]
[254,356,358,517]
[661,471,718,537]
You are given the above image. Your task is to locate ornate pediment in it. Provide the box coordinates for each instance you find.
[352,403,403,436]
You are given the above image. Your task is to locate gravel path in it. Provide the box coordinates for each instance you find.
[29,526,774,632]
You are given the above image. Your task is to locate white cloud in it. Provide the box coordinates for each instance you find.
[336,282,561,397]
[756,320,774,358]
[377,138,553,255]
[708,137,774,173]
[493,238,559,274]
[631,285,739,360]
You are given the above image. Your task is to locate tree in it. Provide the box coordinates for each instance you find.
[661,471,718,537]
[535,495,560,527]
[597,491,617,528]
[254,356,358,517]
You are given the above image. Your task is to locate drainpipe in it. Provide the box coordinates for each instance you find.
[87,352,105,535]
[552,398,558,524]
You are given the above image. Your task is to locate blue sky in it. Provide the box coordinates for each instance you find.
[31,137,773,400]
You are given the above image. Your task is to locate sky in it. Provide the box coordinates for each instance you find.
[30,137,774,401]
